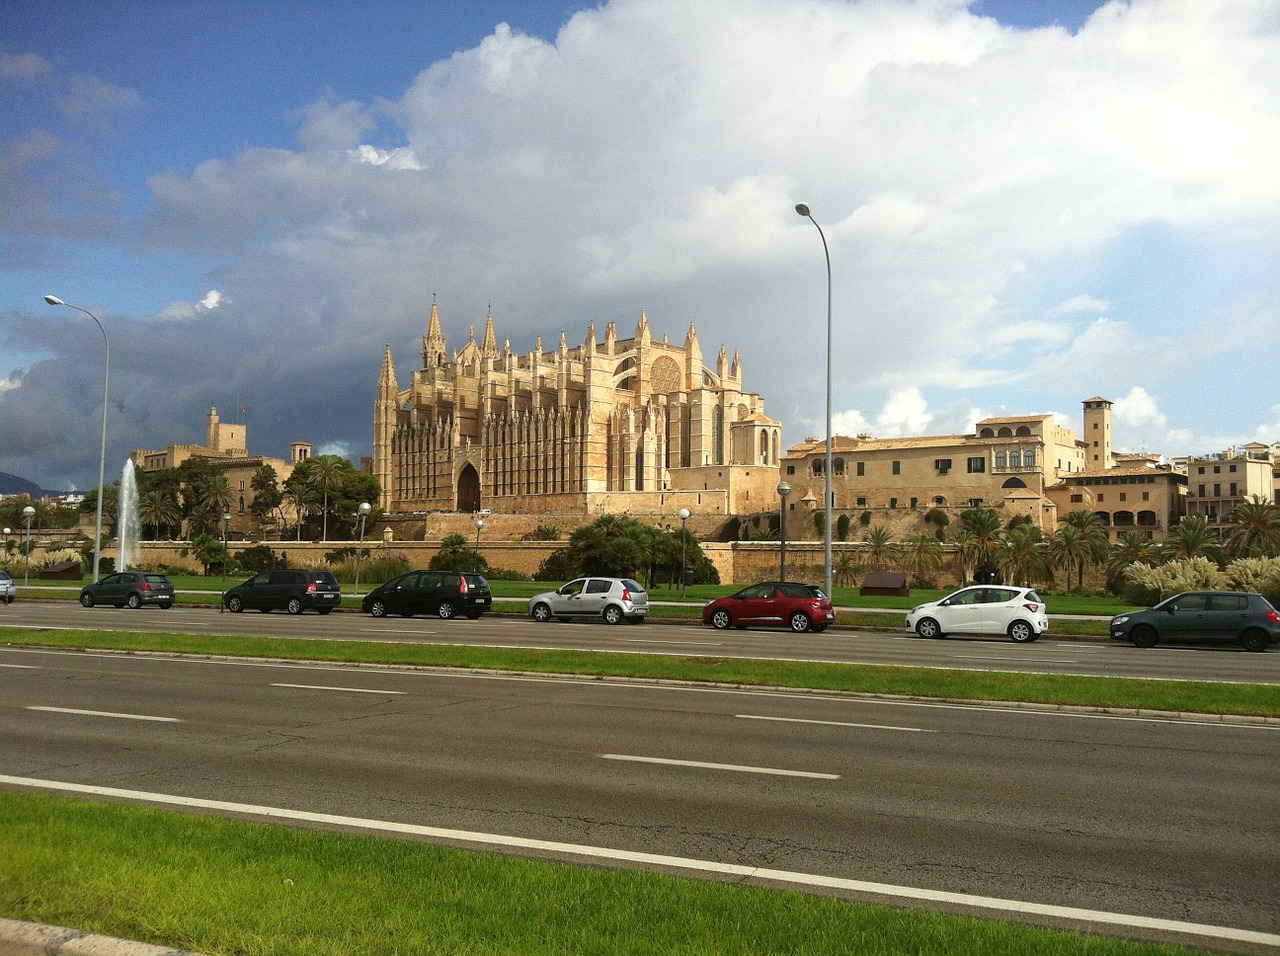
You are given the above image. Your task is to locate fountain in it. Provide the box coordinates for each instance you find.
[118,460,141,571]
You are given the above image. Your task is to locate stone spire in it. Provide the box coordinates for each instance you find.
[585,321,597,356]
[636,310,651,347]
[422,297,447,369]
[481,307,499,358]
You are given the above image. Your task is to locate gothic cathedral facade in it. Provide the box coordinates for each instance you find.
[373,304,783,518]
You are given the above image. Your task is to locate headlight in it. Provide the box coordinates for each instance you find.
[1112,615,1129,625]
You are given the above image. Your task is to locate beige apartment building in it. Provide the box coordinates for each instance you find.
[373,304,782,520]
[1182,443,1277,524]
[780,410,1085,535]
[132,406,311,534]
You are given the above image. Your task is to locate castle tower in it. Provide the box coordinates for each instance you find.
[1083,396,1113,471]
[422,299,447,369]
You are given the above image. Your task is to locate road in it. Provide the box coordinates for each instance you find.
[4,600,1280,684]
[3,645,1278,953]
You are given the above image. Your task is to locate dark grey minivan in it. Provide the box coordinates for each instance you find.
[361,570,491,619]
[223,569,342,615]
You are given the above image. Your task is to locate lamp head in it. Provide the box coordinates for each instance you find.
[678,507,690,520]
[23,506,36,518]
[794,203,811,217]
[476,518,484,530]
[777,481,791,497]
[44,295,65,306]
[358,502,372,516]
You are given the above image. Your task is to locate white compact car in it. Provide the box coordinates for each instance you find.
[528,577,649,625]
[906,585,1048,643]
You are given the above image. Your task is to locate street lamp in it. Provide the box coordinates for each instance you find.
[776,481,791,582]
[45,295,109,583]
[354,502,372,595]
[474,517,484,572]
[22,506,35,586]
[793,205,834,597]
[678,507,691,597]
[221,512,231,584]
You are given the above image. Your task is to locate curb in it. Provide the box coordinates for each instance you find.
[0,919,210,956]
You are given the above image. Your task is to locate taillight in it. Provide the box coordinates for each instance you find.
[622,587,631,601]
[1024,603,1040,612]
[1268,610,1280,625]
[307,583,317,594]
[140,582,151,591]
[459,577,469,593]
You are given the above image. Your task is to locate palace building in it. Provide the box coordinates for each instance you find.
[373,304,783,518]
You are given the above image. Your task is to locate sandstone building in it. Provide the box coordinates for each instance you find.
[373,305,782,520]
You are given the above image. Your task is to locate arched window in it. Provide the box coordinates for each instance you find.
[979,427,994,438]
[1024,449,1036,467]
[833,457,845,476]
[998,426,1013,438]
[1016,425,1032,437]
[995,451,1007,469]
[1009,450,1021,468]
[1001,477,1027,489]
[812,459,824,476]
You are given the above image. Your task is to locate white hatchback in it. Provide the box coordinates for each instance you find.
[906,585,1048,643]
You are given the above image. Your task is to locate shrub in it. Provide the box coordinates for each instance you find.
[235,545,280,575]
[836,513,851,542]
[35,548,82,570]
[1224,557,1280,606]
[488,567,532,581]
[924,508,949,528]
[1122,558,1228,605]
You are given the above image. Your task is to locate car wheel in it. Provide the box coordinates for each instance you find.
[127,593,142,609]
[710,608,732,629]
[625,616,644,624]
[259,608,272,613]
[788,611,812,633]
[79,592,95,608]
[1241,629,1269,653]
[1130,625,1158,648]
[316,608,333,615]
[227,596,244,613]
[465,612,482,620]
[603,604,624,625]
[530,602,553,623]
[813,624,828,633]
[1008,621,1035,643]
[437,600,456,620]
[159,603,173,610]
[914,617,942,639]
[369,600,388,618]
[286,597,304,615]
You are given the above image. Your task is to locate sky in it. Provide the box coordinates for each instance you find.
[2,0,1278,493]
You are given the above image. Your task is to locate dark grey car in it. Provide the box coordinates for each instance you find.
[1110,591,1280,652]
[223,569,342,615]
[361,570,491,619]
[79,571,175,609]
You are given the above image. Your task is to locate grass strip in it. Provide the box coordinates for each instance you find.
[0,790,1203,956]
[4,626,1276,717]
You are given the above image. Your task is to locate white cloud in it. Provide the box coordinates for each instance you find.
[1051,294,1110,315]
[293,97,374,151]
[153,290,224,321]
[0,53,51,80]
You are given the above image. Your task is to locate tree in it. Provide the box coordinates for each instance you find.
[1162,515,1222,565]
[430,533,487,574]
[960,508,1003,581]
[1106,530,1159,591]
[997,523,1049,586]
[1222,497,1280,560]
[833,550,860,588]
[249,465,286,533]
[897,532,944,582]
[948,528,977,586]
[861,525,895,572]
[1050,509,1111,590]
[138,489,182,539]
[285,455,380,541]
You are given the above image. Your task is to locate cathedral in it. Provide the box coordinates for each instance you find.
[373,303,783,518]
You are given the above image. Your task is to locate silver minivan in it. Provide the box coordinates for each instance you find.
[528,577,649,625]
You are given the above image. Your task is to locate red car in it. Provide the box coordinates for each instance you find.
[703,581,834,633]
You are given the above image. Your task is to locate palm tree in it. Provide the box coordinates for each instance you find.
[833,550,860,588]
[897,532,944,582]
[861,525,896,572]
[960,508,1003,581]
[948,527,977,586]
[138,489,181,539]
[1162,514,1222,565]
[1222,496,1280,559]
[307,455,347,541]
[997,523,1048,586]
[1107,530,1158,577]
[1050,510,1111,590]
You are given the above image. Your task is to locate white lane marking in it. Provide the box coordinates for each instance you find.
[737,714,933,733]
[622,639,723,646]
[25,706,181,723]
[271,683,406,695]
[1,775,1274,950]
[600,754,840,780]
[951,655,1080,663]
[0,663,40,669]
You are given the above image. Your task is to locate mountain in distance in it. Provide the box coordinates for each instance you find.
[0,471,51,498]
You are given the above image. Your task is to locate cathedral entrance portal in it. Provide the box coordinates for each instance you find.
[457,464,481,513]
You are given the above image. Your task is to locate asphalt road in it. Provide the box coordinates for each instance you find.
[4,600,1280,684]
[3,646,1278,953]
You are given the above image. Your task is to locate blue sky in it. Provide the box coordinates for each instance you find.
[3,0,1278,491]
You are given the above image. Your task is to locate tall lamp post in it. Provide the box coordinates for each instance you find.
[221,512,231,584]
[474,518,484,573]
[354,502,372,595]
[793,205,834,597]
[776,481,791,582]
[22,506,36,586]
[678,507,691,597]
[45,295,109,583]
